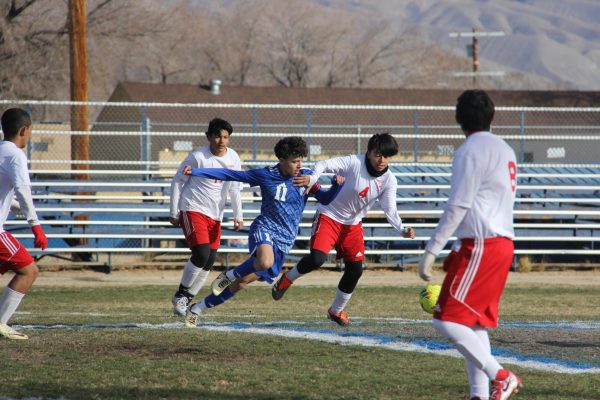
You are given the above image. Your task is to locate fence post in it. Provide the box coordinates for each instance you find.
[140,106,151,180]
[412,110,419,172]
[140,106,151,255]
[306,109,312,162]
[252,107,257,161]
[519,111,525,163]
[356,125,362,154]
[26,103,33,163]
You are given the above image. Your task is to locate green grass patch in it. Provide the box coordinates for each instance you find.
[1,284,599,399]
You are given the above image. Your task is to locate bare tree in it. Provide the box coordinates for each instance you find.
[257,1,346,88]
[198,3,264,86]
[3,0,549,102]
[0,0,174,101]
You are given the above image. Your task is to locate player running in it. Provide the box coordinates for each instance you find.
[169,118,243,316]
[418,90,521,400]
[182,137,344,326]
[0,108,48,340]
[271,133,415,326]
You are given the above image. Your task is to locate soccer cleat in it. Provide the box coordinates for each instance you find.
[184,306,200,328]
[271,273,293,300]
[171,293,190,316]
[211,271,233,296]
[327,308,350,326]
[491,370,522,400]
[0,323,28,340]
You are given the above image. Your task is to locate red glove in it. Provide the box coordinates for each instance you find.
[31,225,48,250]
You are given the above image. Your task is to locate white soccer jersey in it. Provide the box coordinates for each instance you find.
[0,141,38,233]
[170,146,242,222]
[447,131,517,239]
[312,154,404,232]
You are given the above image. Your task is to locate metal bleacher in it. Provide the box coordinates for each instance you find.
[5,163,600,271]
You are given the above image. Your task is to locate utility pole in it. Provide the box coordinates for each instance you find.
[472,28,479,86]
[68,0,92,263]
[449,28,505,87]
[69,0,89,181]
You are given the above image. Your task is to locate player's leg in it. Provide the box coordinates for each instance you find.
[326,223,364,325]
[433,319,502,378]
[272,213,337,300]
[185,272,261,327]
[210,227,274,296]
[272,249,326,300]
[0,233,37,340]
[468,326,493,399]
[172,244,212,315]
[172,212,220,315]
[327,259,362,326]
[433,318,521,400]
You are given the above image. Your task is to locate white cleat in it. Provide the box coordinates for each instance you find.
[211,271,233,296]
[184,306,200,328]
[491,371,522,400]
[172,293,189,316]
[0,323,28,340]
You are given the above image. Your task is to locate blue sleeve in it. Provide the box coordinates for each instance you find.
[310,177,344,205]
[189,168,262,186]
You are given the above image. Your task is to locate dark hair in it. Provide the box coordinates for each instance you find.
[1,108,31,140]
[205,117,233,138]
[274,136,308,159]
[367,133,398,157]
[455,90,495,132]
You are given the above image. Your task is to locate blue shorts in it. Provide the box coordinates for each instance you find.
[248,226,286,284]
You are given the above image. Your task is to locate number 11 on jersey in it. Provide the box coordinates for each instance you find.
[275,182,287,201]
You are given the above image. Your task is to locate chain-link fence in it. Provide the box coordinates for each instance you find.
[0,100,598,169]
[1,100,599,268]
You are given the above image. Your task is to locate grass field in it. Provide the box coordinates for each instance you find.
[1,278,600,399]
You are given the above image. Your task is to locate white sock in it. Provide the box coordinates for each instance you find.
[190,299,207,315]
[330,289,352,314]
[0,287,25,325]
[188,268,210,296]
[432,319,502,380]
[180,260,201,288]
[467,327,493,399]
[286,266,304,282]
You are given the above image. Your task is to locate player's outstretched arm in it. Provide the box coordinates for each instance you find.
[310,175,344,205]
[183,165,256,184]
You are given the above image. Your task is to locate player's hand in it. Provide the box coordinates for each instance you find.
[183,166,192,175]
[332,175,345,185]
[402,227,415,239]
[169,216,180,227]
[31,225,48,250]
[10,200,23,218]
[233,219,244,231]
[418,250,435,281]
[292,174,310,187]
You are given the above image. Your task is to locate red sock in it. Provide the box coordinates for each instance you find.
[495,369,510,381]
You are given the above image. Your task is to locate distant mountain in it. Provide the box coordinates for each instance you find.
[318,0,600,90]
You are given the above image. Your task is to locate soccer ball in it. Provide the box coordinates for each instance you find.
[419,284,441,314]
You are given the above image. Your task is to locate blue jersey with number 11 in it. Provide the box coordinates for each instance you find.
[189,165,339,253]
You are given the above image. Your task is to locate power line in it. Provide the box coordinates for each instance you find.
[449,28,505,86]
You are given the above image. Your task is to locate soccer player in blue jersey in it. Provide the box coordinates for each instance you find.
[182,137,344,326]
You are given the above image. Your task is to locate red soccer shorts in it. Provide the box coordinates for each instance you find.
[434,237,514,328]
[180,211,221,250]
[0,231,34,274]
[310,213,365,262]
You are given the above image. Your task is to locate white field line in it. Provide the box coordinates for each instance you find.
[15,310,600,330]
[15,320,600,375]
[197,324,600,375]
